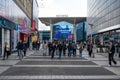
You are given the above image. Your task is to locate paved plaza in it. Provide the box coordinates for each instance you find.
[0,49,120,80]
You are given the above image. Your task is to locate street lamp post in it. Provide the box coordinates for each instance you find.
[88,23,94,43]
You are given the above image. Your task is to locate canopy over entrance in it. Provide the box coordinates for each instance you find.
[39,17,86,42]
[39,17,86,25]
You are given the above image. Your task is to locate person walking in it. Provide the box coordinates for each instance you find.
[57,42,63,59]
[72,41,77,56]
[87,42,93,57]
[48,42,52,56]
[36,41,40,50]
[16,40,23,59]
[32,41,37,50]
[108,40,117,66]
[78,42,83,58]
[42,41,48,56]
[3,42,10,60]
[62,42,66,56]
[67,42,72,57]
[51,42,56,59]
[23,40,28,56]
[92,43,97,58]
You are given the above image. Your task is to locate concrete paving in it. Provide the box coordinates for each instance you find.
[0,49,120,80]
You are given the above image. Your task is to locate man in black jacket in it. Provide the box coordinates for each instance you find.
[48,42,52,56]
[57,42,63,59]
[16,40,23,59]
[108,40,117,66]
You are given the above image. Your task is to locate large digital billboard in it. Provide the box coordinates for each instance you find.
[53,21,73,40]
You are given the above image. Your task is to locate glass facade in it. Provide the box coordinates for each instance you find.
[76,22,87,42]
[39,31,50,42]
[87,0,120,45]
[0,0,31,55]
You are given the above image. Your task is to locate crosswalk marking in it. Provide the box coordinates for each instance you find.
[13,65,101,67]
[0,75,119,79]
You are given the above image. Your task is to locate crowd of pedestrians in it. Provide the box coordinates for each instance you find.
[41,41,88,59]
[2,39,120,67]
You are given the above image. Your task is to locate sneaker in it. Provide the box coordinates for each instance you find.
[108,65,112,67]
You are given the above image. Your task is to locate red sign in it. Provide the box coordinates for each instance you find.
[32,20,36,31]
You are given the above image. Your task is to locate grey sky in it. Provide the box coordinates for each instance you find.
[37,0,87,30]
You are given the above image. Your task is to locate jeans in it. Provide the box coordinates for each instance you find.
[79,50,82,57]
[68,50,72,57]
[59,50,62,58]
[109,52,117,65]
[18,49,23,59]
[51,50,55,59]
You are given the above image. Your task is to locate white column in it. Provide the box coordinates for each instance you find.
[73,24,76,43]
[2,29,10,55]
[4,29,10,46]
[50,23,53,42]
[50,19,53,42]
[14,30,18,50]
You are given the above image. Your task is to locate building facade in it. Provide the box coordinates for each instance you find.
[13,0,32,19]
[13,0,33,43]
[13,0,39,47]
[87,0,120,45]
[39,31,50,42]
[0,0,33,56]
[76,22,87,42]
[31,0,39,43]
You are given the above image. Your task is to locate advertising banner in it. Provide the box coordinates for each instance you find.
[53,21,73,40]
[32,20,36,31]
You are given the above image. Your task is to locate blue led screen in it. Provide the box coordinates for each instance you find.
[53,21,73,40]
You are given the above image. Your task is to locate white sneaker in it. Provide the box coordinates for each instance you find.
[108,65,112,67]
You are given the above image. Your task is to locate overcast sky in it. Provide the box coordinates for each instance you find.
[37,0,87,30]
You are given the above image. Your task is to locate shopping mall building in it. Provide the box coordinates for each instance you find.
[0,0,39,56]
[87,0,120,46]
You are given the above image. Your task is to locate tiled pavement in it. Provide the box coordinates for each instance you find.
[0,49,120,80]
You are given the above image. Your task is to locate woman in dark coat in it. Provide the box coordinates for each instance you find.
[3,42,10,60]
